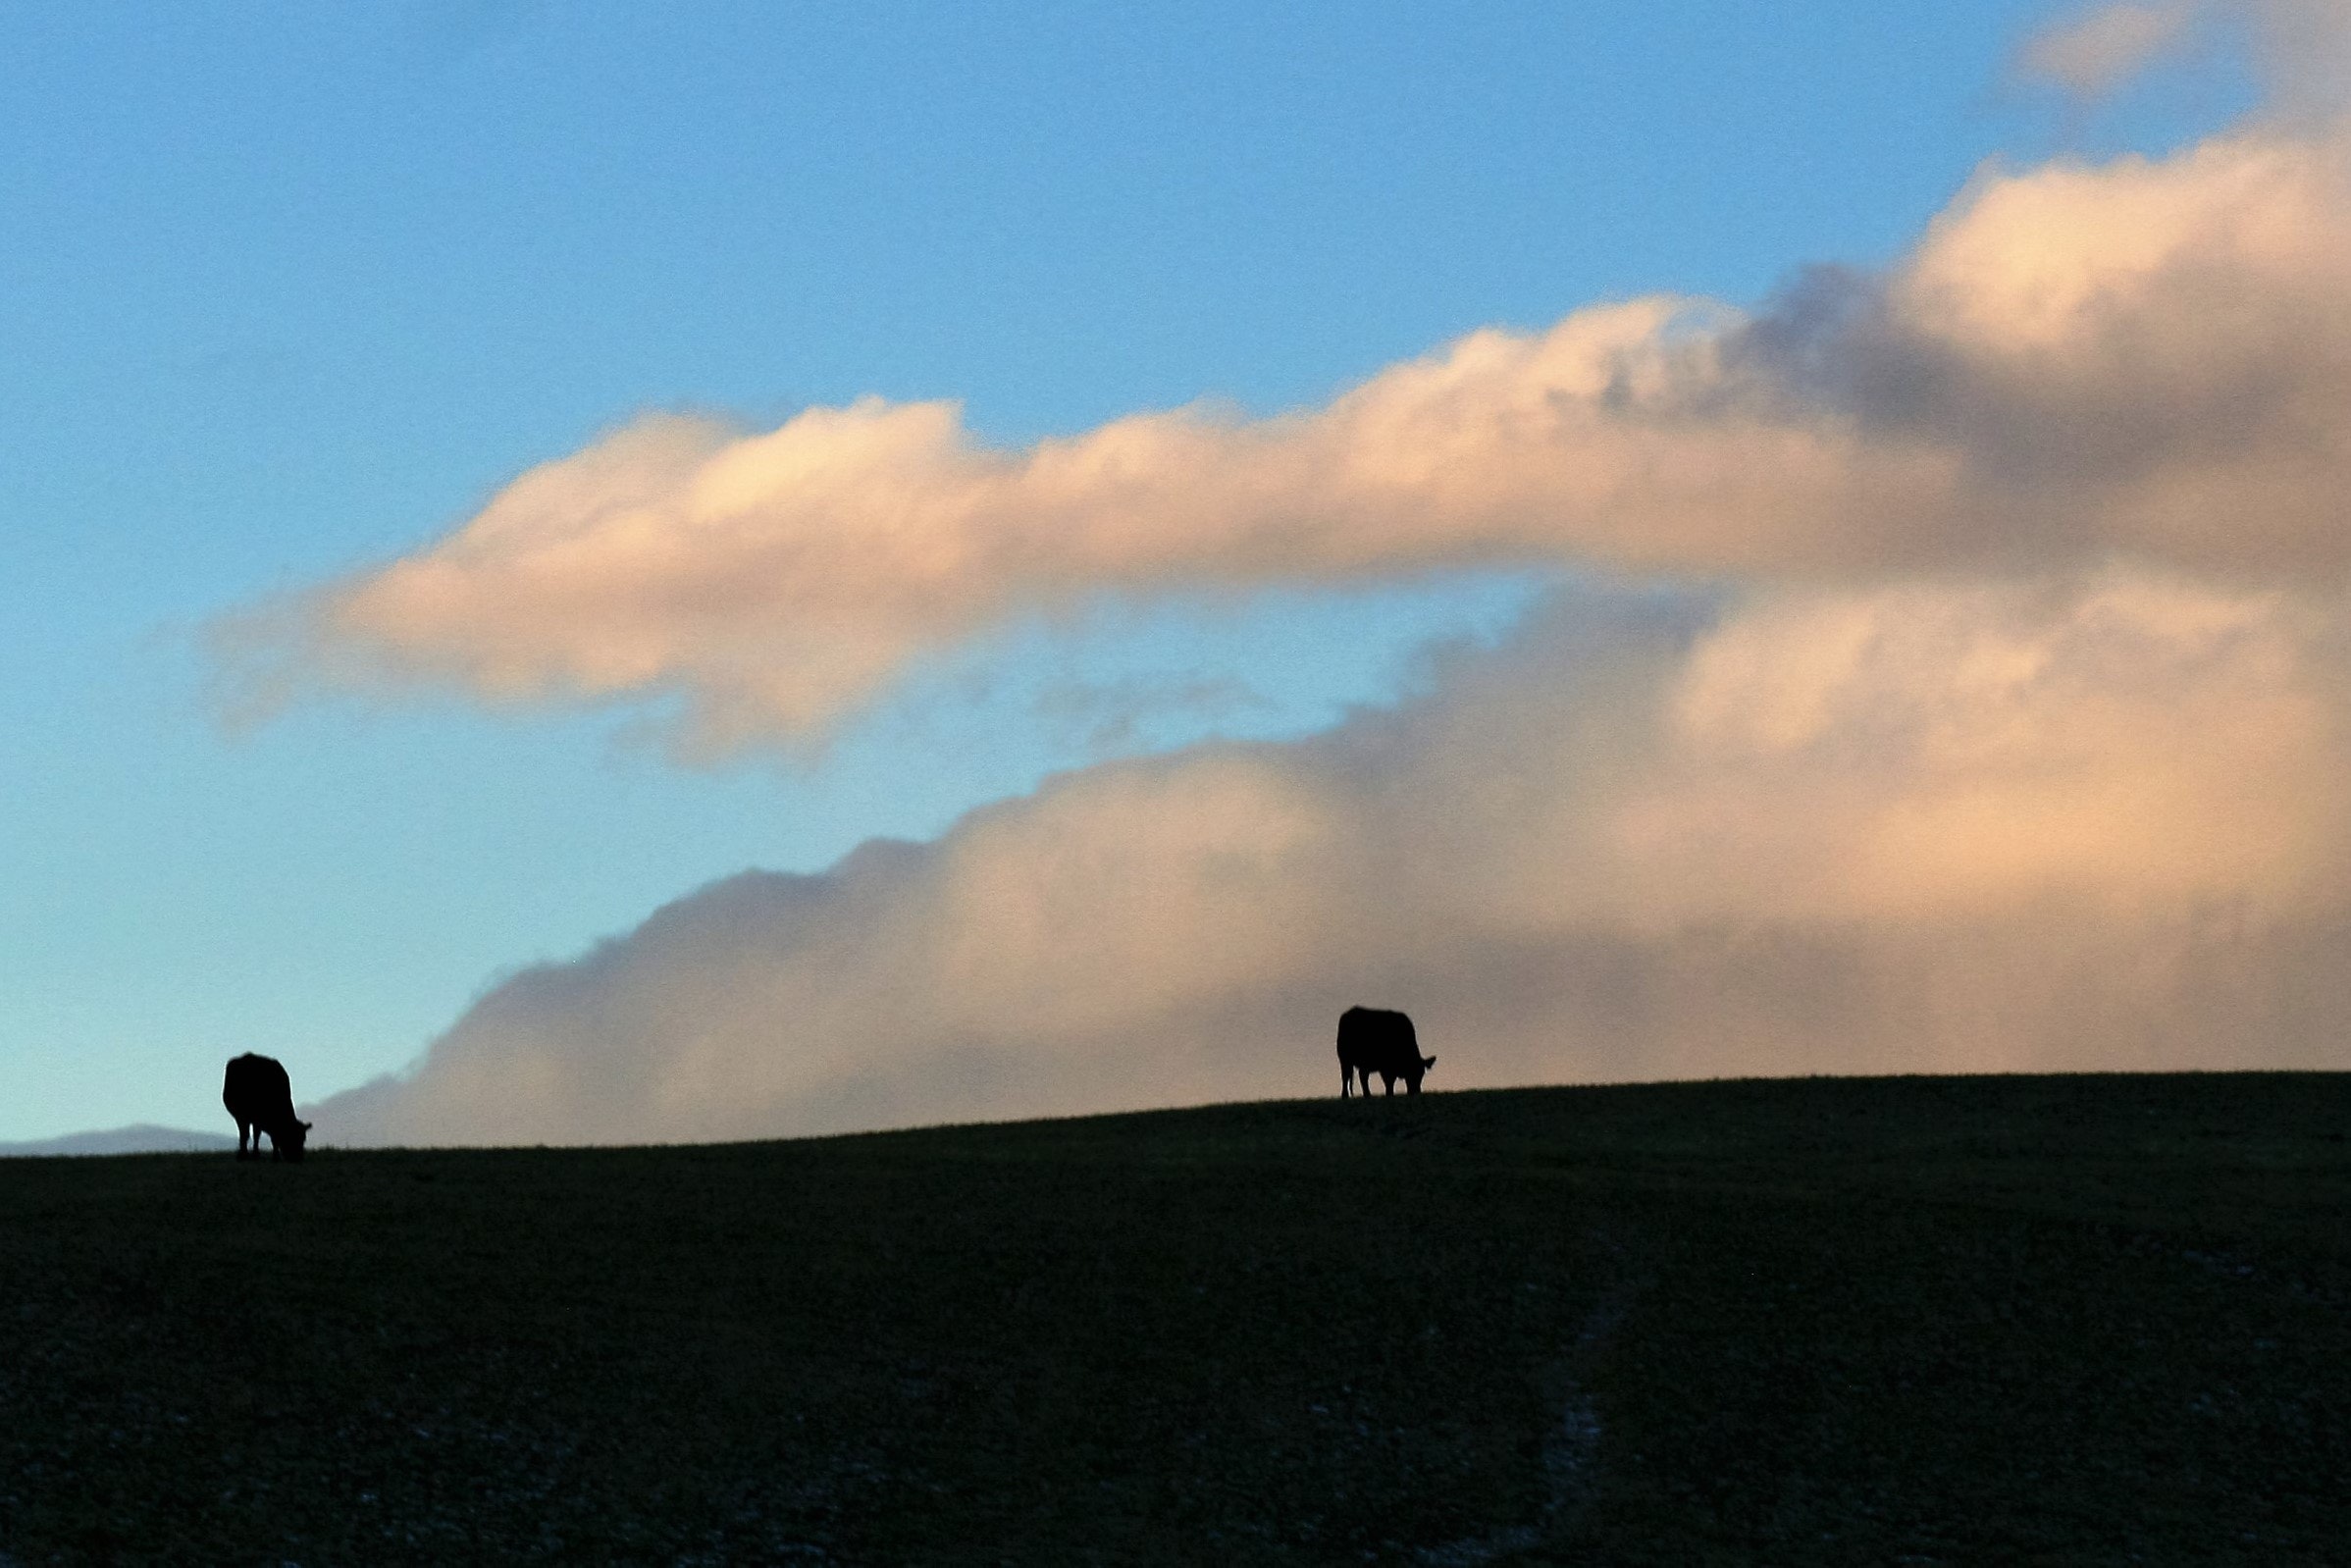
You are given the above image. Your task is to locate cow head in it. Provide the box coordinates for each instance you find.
[1421,1055,1437,1073]
[279,1119,312,1162]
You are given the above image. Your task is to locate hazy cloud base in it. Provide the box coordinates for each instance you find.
[281,19,2351,1144]
[315,570,2351,1145]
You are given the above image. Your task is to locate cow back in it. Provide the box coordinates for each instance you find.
[1336,1006,1419,1071]
[223,1053,295,1124]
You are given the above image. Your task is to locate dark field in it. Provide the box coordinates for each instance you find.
[1,1073,2346,1565]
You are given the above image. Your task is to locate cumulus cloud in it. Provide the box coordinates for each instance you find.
[314,570,2351,1145]
[255,47,2351,1144]
[220,124,2351,753]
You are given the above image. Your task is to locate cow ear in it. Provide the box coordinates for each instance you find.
[301,1120,314,1131]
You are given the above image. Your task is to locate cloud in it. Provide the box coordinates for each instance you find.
[313,569,2351,1146]
[2243,1,2351,116]
[218,123,2351,754]
[249,50,2351,1144]
[2019,3,2202,99]
[2016,2,2351,111]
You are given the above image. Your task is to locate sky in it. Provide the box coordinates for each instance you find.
[5,1,2340,1144]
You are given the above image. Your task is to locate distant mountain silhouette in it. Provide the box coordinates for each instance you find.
[0,1124,238,1157]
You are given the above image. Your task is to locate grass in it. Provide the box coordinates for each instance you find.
[1,1071,2345,1564]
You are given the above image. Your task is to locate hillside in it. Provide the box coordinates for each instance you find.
[1,1073,2345,1564]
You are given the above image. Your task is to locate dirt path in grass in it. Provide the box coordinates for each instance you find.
[1417,1235,1646,1566]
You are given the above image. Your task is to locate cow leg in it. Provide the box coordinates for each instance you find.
[235,1121,251,1159]
[1382,1072,1395,1095]
[1341,1064,1353,1098]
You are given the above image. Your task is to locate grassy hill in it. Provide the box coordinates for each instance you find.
[1,1073,2345,1564]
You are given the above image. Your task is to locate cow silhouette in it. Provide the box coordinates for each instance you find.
[223,1053,311,1162]
[1337,1007,1436,1097]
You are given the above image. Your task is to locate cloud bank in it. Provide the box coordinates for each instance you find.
[226,125,2351,754]
[315,566,2351,1145]
[266,83,2351,1144]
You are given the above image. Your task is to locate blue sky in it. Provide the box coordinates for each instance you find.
[0,1,2268,1140]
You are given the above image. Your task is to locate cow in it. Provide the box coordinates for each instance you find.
[1336,1007,1436,1097]
[223,1053,311,1162]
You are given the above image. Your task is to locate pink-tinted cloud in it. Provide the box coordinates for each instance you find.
[258,84,2351,1144]
[222,125,2351,753]
[313,569,2351,1145]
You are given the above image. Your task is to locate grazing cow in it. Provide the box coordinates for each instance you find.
[1337,1007,1437,1097]
[223,1053,311,1162]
